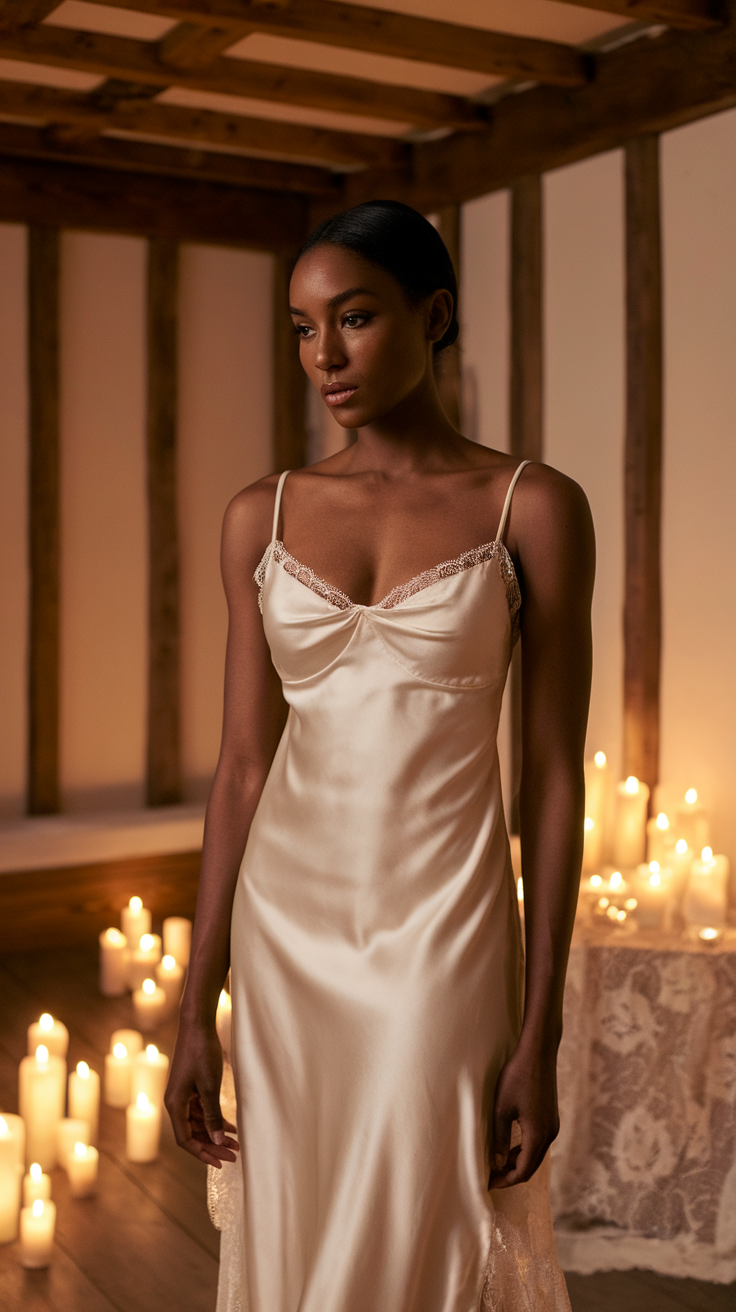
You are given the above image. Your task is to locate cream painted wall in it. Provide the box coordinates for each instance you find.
[0,225,28,817]
[178,244,274,797]
[660,108,736,864]
[543,151,626,784]
[59,232,148,811]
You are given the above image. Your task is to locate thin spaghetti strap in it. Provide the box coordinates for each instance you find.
[495,460,531,543]
[271,470,290,543]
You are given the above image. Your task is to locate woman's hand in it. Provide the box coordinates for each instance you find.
[487,1038,560,1190]
[165,1018,239,1170]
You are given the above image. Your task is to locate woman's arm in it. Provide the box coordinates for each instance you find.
[165,477,287,1169]
[488,464,595,1189]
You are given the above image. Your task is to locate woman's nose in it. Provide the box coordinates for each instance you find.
[314,328,347,372]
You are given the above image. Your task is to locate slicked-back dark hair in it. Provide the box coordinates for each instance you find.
[297,200,459,353]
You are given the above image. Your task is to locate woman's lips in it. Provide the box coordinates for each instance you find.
[322,385,357,407]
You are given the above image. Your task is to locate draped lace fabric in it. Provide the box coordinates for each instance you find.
[552,926,736,1283]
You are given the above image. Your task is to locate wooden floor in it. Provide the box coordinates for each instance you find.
[0,946,732,1312]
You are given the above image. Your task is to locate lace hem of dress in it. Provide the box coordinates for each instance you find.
[254,540,522,642]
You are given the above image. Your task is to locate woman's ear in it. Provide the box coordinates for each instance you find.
[425,289,454,346]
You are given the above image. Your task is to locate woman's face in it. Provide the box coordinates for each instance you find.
[289,244,452,430]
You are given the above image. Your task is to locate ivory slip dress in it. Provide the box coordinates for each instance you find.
[211,461,571,1312]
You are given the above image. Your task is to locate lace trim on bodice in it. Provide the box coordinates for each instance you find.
[255,539,522,642]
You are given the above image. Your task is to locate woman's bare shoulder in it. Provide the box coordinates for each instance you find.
[222,472,283,576]
[507,461,595,595]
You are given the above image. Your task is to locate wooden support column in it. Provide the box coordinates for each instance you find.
[434,204,462,431]
[624,135,663,794]
[272,254,309,470]
[146,238,182,806]
[27,226,60,815]
[509,175,543,831]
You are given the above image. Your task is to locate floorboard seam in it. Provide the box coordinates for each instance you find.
[52,1233,127,1312]
[99,1147,221,1264]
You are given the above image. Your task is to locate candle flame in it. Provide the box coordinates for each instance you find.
[584,816,595,831]
[0,1116,7,1136]
[616,909,627,922]
[649,872,662,888]
[685,788,698,805]
[218,990,231,1009]
[649,861,660,874]
[105,928,123,944]
[113,1043,128,1060]
[676,839,688,855]
[590,874,603,889]
[516,877,524,903]
[609,872,623,890]
[129,896,143,913]
[36,1045,49,1064]
[30,1163,42,1181]
[146,1044,159,1061]
[161,954,176,971]
[76,1061,90,1079]
[699,927,719,941]
[656,812,669,830]
[140,934,155,952]
[702,846,713,862]
[136,1093,151,1112]
[606,905,618,920]
[598,897,610,909]
[32,1200,44,1219]
[74,1142,87,1158]
[625,898,638,911]
[39,1013,53,1031]
[594,751,607,768]
[142,978,156,995]
[624,776,639,794]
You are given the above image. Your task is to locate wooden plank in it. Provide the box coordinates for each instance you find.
[0,0,57,26]
[0,119,338,194]
[88,0,589,87]
[0,23,485,131]
[432,205,461,432]
[508,176,543,834]
[0,1237,120,1312]
[623,135,662,793]
[273,255,309,471]
[0,850,201,949]
[27,227,60,818]
[0,156,309,250]
[147,239,182,808]
[0,77,408,169]
[560,0,722,31]
[159,20,244,67]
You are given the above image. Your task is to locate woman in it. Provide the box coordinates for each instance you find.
[166,200,594,1312]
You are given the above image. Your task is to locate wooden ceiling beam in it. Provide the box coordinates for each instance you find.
[0,23,485,130]
[85,0,589,86]
[158,22,245,68]
[0,77,409,168]
[557,0,722,32]
[0,119,339,193]
[0,0,57,27]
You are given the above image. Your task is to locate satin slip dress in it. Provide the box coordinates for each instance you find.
[210,460,571,1312]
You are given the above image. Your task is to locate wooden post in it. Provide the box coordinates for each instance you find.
[434,204,462,430]
[27,226,60,815]
[272,254,309,470]
[146,238,182,806]
[624,135,662,794]
[509,175,544,831]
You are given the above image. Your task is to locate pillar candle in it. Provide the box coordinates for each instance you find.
[66,1143,99,1199]
[216,989,232,1062]
[674,789,711,854]
[19,1047,66,1170]
[156,954,184,1012]
[646,812,675,867]
[582,815,602,874]
[0,1115,22,1244]
[683,848,729,928]
[612,776,650,869]
[133,978,167,1032]
[633,863,670,929]
[583,752,609,862]
[131,1045,169,1108]
[20,1198,56,1268]
[56,1118,89,1167]
[121,896,151,946]
[68,1062,100,1145]
[104,1044,133,1109]
[0,1114,24,1174]
[27,1014,69,1060]
[163,916,192,968]
[23,1163,51,1208]
[126,1093,161,1163]
[127,934,163,990]
[110,1029,143,1058]
[99,928,128,996]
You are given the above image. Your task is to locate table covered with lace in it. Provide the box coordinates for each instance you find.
[552,922,736,1283]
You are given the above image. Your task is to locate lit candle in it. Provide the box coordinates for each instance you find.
[582,815,602,874]
[68,1062,100,1145]
[684,847,729,929]
[127,933,163,991]
[0,1114,25,1173]
[583,752,609,869]
[646,811,674,867]
[20,1198,56,1268]
[19,1046,66,1170]
[216,989,232,1062]
[162,916,191,968]
[110,1029,143,1058]
[155,954,184,1012]
[99,927,128,996]
[22,1162,51,1208]
[56,1118,89,1167]
[612,776,650,869]
[126,1093,161,1163]
[104,1043,133,1109]
[633,862,670,929]
[0,1115,22,1243]
[674,789,711,854]
[131,1045,169,1108]
[121,896,151,946]
[133,978,167,1032]
[66,1142,99,1199]
[27,1013,69,1060]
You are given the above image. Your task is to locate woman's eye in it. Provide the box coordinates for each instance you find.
[343,313,370,328]
[294,324,314,339]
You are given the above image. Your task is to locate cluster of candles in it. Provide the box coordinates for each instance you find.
[99,899,191,1030]
[581,754,732,940]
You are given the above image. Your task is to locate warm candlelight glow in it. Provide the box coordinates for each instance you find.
[685,788,698,805]
[0,1116,7,1135]
[649,872,662,888]
[699,927,719,942]
[32,1200,44,1219]
[73,1142,87,1159]
[145,1045,159,1062]
[219,989,230,1008]
[676,839,688,855]
[609,872,623,890]
[606,905,618,920]
[29,1163,42,1182]
[590,874,603,888]
[625,776,639,795]
[702,846,713,862]
[76,1062,90,1079]
[161,955,176,972]
[113,1043,127,1060]
[105,928,124,944]
[584,816,594,832]
[140,934,155,952]
[625,898,638,910]
[129,896,143,913]
[35,1045,49,1064]
[598,897,609,909]
[594,751,607,768]
[137,1093,151,1113]
[656,813,669,830]
[142,979,156,996]
[616,909,627,922]
[39,1014,53,1032]
[649,861,660,874]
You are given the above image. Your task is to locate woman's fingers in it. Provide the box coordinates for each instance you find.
[489,1123,550,1189]
[166,1086,239,1168]
[488,1101,514,1186]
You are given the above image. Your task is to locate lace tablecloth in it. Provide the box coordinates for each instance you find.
[552,923,736,1282]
